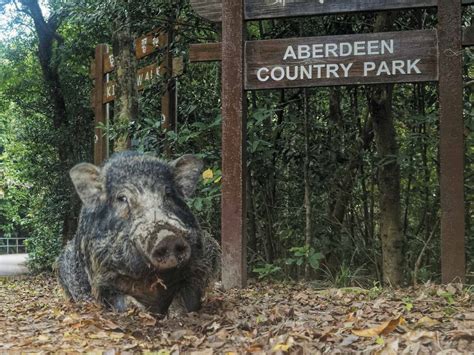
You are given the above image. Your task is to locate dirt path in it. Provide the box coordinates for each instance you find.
[0,275,472,353]
[0,254,28,276]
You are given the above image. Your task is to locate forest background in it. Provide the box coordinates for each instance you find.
[0,0,472,287]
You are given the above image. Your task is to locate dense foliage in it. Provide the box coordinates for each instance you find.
[0,1,472,285]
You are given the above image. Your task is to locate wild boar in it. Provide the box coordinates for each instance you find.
[58,152,220,314]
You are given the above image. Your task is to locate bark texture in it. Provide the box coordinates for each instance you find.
[20,0,81,243]
[112,16,138,152]
[369,84,404,286]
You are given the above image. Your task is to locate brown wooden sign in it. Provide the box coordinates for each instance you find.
[103,63,161,103]
[90,31,164,77]
[189,43,222,62]
[189,28,474,64]
[102,58,184,103]
[94,51,184,78]
[89,51,114,78]
[245,30,438,90]
[135,31,163,59]
[191,0,474,22]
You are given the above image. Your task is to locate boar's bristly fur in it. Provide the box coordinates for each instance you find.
[58,152,221,314]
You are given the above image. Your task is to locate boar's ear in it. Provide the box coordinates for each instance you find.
[170,155,203,199]
[69,163,104,206]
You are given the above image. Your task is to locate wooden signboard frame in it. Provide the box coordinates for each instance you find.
[189,0,469,288]
[191,0,474,22]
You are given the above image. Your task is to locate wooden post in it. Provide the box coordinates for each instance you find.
[438,1,465,283]
[160,31,177,156]
[221,0,247,289]
[94,44,108,165]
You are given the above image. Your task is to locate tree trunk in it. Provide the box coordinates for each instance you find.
[19,0,80,243]
[112,14,138,152]
[365,12,404,287]
[303,88,312,279]
[368,84,404,287]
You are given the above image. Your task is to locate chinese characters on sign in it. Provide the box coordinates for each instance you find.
[135,32,161,59]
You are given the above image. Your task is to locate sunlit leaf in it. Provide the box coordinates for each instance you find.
[352,317,404,337]
[202,169,214,180]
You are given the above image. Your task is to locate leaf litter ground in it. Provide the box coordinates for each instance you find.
[0,275,472,353]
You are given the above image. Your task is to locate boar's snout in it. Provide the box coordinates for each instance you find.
[151,235,191,271]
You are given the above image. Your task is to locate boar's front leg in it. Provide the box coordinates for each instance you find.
[147,288,177,315]
[179,285,203,312]
[95,287,129,312]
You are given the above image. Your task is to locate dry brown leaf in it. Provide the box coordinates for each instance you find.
[101,319,121,330]
[150,276,167,290]
[403,330,436,342]
[87,330,108,339]
[377,338,399,355]
[246,345,264,352]
[138,311,157,326]
[122,342,139,350]
[190,350,213,355]
[37,335,49,342]
[415,316,440,328]
[352,317,404,337]
[109,332,125,339]
[272,343,290,352]
[340,335,359,347]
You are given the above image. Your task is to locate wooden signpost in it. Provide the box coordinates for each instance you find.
[189,0,470,288]
[93,44,108,166]
[92,29,183,164]
[221,0,248,290]
[191,0,474,22]
[437,1,465,284]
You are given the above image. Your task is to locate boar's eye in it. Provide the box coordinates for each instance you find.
[117,194,129,204]
[164,186,173,197]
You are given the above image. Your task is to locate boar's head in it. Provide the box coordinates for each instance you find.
[69,152,204,280]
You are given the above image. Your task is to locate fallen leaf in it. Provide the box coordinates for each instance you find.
[102,319,121,330]
[340,335,359,347]
[88,330,108,339]
[110,332,125,339]
[37,335,49,342]
[171,329,194,340]
[246,345,264,352]
[144,351,170,355]
[352,317,404,337]
[123,342,139,350]
[378,338,399,355]
[150,277,167,290]
[138,312,157,326]
[190,350,213,355]
[415,316,439,328]
[273,343,290,352]
[403,330,436,342]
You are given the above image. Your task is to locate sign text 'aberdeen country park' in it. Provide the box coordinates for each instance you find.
[246,29,437,89]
